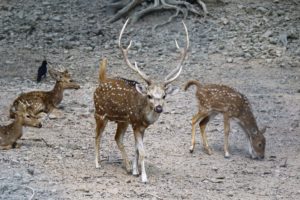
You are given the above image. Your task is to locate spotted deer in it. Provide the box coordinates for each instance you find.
[1,102,42,150]
[10,67,80,118]
[185,80,266,159]
[94,19,189,183]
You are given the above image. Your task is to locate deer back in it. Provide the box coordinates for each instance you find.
[95,77,149,121]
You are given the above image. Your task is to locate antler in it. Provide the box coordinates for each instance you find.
[118,18,152,84]
[164,21,189,86]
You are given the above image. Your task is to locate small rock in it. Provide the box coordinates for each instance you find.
[27,168,34,175]
[52,16,62,22]
[256,7,268,14]
[291,120,299,129]
[262,30,273,38]
[14,173,22,179]
[42,1,50,6]
[227,57,233,63]
[227,191,234,197]
[220,17,229,25]
[279,33,288,46]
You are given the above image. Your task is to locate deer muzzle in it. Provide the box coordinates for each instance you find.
[154,105,163,113]
[37,123,42,128]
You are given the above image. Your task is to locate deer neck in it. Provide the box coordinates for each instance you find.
[238,111,259,138]
[11,117,23,138]
[50,81,64,106]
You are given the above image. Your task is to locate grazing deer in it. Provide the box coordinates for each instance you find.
[10,67,80,118]
[37,60,48,83]
[1,102,42,150]
[94,19,189,183]
[185,80,266,159]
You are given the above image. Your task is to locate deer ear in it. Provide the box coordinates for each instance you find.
[165,85,179,96]
[135,83,147,95]
[17,102,27,113]
[49,69,62,81]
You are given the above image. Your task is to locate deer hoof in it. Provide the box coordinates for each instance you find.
[224,152,230,158]
[95,163,101,169]
[124,160,132,173]
[132,169,139,177]
[141,176,148,183]
[204,147,212,155]
[189,146,194,153]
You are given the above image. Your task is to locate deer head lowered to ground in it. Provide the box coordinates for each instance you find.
[94,19,189,183]
[10,67,80,118]
[0,102,42,150]
[184,80,266,159]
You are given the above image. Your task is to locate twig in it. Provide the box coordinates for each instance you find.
[280,157,288,168]
[201,177,224,183]
[24,185,35,200]
[0,184,35,200]
[21,138,52,148]
[145,192,163,200]
[196,0,208,16]
[100,158,123,164]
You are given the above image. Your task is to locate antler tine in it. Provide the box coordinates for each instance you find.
[164,21,189,86]
[118,18,152,84]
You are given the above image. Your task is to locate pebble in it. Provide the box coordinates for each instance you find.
[226,57,233,63]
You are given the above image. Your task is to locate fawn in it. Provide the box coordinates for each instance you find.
[10,67,80,118]
[184,80,266,159]
[0,102,42,150]
[94,19,189,183]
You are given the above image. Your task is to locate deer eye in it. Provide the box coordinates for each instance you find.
[26,114,31,118]
[162,95,166,99]
[258,143,262,148]
[147,95,153,99]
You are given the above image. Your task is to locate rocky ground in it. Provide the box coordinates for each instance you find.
[0,0,299,199]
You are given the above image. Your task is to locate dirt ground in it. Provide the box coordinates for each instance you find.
[0,0,299,199]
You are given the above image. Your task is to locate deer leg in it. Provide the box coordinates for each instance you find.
[115,122,131,173]
[95,115,108,168]
[12,142,21,149]
[132,143,139,176]
[223,114,231,158]
[0,145,13,150]
[199,116,212,155]
[133,128,147,183]
[49,108,64,119]
[189,112,206,153]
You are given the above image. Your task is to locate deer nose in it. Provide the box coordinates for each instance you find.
[154,105,163,113]
[38,123,42,128]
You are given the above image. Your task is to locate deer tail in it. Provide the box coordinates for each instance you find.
[184,80,202,91]
[99,58,108,82]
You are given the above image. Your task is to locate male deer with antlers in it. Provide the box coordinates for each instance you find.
[185,80,266,159]
[94,19,189,183]
[1,102,42,150]
[10,67,80,118]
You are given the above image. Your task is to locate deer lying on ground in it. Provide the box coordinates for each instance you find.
[1,102,42,150]
[10,67,80,118]
[94,19,189,183]
[184,80,266,159]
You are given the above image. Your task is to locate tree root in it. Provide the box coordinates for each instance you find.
[107,0,208,27]
[108,0,143,23]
